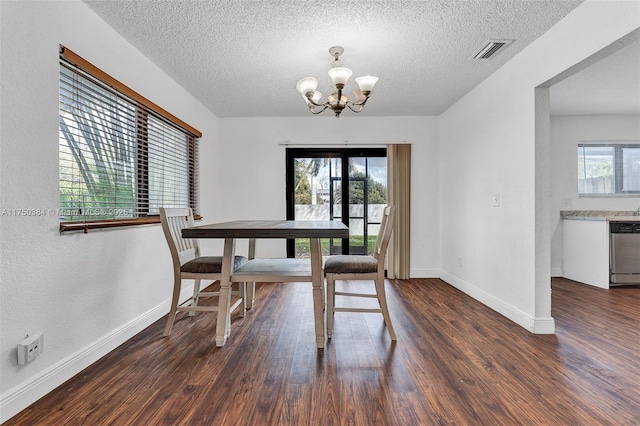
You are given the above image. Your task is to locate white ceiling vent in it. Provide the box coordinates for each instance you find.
[471,40,513,60]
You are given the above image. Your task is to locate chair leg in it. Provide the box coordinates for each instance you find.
[246,282,255,309]
[189,279,201,317]
[326,275,335,338]
[163,275,182,337]
[238,281,247,317]
[375,276,397,341]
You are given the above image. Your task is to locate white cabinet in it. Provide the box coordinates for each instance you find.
[562,219,610,289]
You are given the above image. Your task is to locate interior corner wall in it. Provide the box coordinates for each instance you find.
[550,115,640,276]
[0,1,220,422]
[216,116,440,279]
[438,1,640,333]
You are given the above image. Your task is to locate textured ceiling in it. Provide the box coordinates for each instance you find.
[83,0,587,118]
[550,38,640,115]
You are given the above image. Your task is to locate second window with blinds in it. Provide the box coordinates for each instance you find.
[58,47,200,231]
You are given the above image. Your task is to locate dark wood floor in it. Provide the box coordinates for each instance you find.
[6,278,640,425]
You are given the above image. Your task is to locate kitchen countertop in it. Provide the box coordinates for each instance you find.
[561,210,640,222]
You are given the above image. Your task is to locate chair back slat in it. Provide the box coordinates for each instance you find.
[373,205,395,261]
[160,207,199,267]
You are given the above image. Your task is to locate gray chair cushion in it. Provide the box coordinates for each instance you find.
[324,255,378,274]
[181,255,248,274]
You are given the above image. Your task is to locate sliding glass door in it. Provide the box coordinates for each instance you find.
[285,148,387,258]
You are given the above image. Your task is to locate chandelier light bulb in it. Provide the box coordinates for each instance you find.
[311,91,322,103]
[353,89,367,103]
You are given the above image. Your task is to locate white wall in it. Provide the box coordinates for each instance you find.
[438,1,640,334]
[0,1,220,421]
[550,115,640,276]
[216,116,440,278]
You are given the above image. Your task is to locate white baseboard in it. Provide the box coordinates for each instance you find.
[438,271,555,334]
[532,316,556,334]
[0,282,199,424]
[551,267,563,277]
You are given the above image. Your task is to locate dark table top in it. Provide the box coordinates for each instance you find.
[182,220,349,239]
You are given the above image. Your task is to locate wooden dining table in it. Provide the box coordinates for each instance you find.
[182,220,349,348]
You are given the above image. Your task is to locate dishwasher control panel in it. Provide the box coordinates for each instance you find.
[610,222,640,233]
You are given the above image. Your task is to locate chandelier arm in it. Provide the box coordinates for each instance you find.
[305,97,326,108]
[350,93,373,107]
[346,102,365,113]
[308,104,330,114]
[345,93,373,112]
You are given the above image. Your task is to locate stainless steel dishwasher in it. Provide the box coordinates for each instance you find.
[610,221,640,285]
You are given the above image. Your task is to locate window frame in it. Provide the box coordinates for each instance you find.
[59,46,201,233]
[577,142,640,197]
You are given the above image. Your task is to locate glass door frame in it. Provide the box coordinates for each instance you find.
[285,147,387,258]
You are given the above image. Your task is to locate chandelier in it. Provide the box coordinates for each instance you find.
[296,46,378,117]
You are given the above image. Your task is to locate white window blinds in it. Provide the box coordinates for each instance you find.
[58,47,199,231]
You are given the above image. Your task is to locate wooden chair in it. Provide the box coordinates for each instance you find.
[324,205,397,340]
[159,207,248,337]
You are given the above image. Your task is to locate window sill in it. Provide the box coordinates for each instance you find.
[60,215,202,233]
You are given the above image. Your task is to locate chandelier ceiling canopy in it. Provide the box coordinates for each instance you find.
[296,46,378,118]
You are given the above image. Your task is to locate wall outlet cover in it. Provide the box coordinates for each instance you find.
[17,333,44,365]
